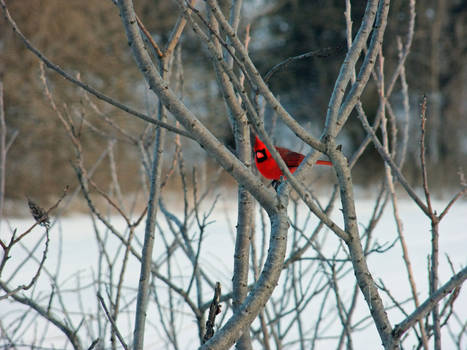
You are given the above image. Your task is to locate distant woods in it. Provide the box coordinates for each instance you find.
[1,0,466,201]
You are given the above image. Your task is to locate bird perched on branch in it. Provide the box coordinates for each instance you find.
[254,135,332,181]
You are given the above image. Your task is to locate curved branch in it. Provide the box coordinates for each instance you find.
[201,188,290,349]
[325,136,394,349]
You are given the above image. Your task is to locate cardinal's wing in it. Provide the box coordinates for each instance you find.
[276,147,304,168]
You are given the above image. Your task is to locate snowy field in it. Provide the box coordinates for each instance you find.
[1,195,466,349]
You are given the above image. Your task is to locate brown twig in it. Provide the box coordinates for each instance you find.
[135,15,164,58]
[203,282,222,343]
[85,175,131,226]
[417,95,443,349]
[160,122,181,188]
[14,187,69,244]
[438,173,467,220]
[165,0,197,57]
[419,95,433,215]
[1,187,68,298]
[0,222,51,300]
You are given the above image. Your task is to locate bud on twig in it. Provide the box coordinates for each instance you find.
[27,198,50,228]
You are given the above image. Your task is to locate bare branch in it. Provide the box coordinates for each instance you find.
[323,0,380,137]
[264,45,344,84]
[165,0,197,57]
[203,282,222,343]
[135,14,164,58]
[96,293,129,350]
[393,265,467,341]
[419,96,433,215]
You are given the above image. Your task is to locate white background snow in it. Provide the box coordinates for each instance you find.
[1,194,466,349]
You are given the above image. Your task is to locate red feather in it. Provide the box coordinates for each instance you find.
[277,147,305,168]
[254,136,332,180]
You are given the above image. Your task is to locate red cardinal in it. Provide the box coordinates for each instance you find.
[254,135,332,180]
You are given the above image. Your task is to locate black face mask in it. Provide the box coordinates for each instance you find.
[255,149,268,163]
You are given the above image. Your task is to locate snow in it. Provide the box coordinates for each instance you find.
[1,196,466,349]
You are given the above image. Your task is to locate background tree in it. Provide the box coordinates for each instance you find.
[1,0,466,202]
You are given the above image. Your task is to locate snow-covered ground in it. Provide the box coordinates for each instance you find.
[1,195,466,349]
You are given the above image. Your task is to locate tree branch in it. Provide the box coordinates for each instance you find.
[393,265,467,341]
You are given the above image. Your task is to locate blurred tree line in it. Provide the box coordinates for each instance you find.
[1,0,466,201]
[252,0,467,187]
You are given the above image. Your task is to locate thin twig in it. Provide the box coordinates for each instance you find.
[87,338,100,350]
[14,187,69,244]
[264,45,344,83]
[203,282,222,343]
[393,265,467,340]
[96,293,129,350]
[135,14,164,58]
[165,0,197,57]
[438,177,467,221]
[419,96,433,215]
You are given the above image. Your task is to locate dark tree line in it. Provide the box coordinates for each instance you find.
[1,0,466,202]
